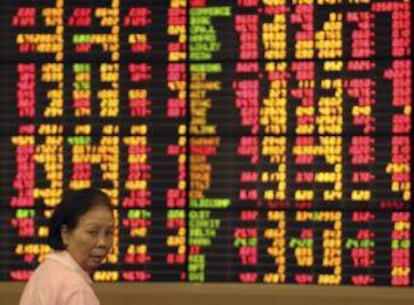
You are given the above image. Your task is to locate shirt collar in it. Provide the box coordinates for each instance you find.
[48,250,93,285]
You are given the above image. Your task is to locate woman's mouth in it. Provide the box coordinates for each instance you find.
[90,249,107,257]
[90,255,104,262]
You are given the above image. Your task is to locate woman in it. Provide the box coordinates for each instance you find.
[19,187,114,305]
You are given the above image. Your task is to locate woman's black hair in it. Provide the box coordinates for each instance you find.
[48,187,112,250]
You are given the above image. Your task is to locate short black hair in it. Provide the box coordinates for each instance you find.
[48,187,112,250]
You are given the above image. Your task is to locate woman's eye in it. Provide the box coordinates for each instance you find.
[89,231,98,236]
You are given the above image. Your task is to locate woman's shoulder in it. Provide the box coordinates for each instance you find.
[32,252,91,288]
[19,255,94,305]
[37,256,81,280]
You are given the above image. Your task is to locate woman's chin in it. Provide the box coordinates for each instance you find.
[86,258,103,270]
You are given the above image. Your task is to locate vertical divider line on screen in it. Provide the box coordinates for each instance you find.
[185,0,190,284]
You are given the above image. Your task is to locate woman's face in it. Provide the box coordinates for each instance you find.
[61,205,114,272]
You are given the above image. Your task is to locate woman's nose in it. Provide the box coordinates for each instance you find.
[97,233,109,247]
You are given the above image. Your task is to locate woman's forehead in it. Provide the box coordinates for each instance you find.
[78,206,114,225]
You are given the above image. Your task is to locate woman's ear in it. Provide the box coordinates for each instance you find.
[60,225,69,247]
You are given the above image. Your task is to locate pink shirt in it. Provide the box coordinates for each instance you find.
[19,251,100,305]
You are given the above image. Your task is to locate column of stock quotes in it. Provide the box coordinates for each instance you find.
[0,0,411,286]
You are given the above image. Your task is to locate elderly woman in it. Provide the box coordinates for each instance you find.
[19,187,114,305]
